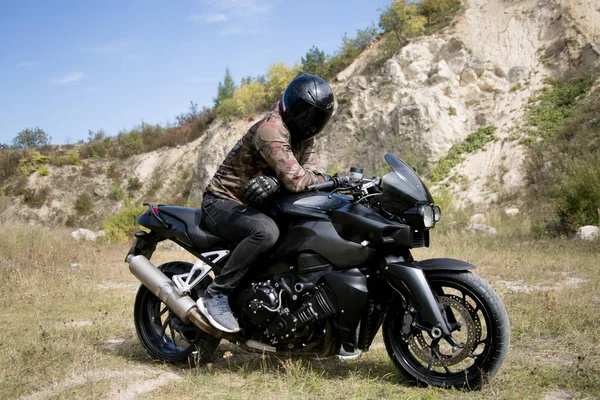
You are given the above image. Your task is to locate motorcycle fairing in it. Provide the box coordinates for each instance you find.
[330,203,415,248]
[322,268,368,352]
[274,220,375,268]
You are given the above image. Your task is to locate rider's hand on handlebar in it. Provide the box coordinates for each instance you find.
[330,173,350,188]
[244,175,280,204]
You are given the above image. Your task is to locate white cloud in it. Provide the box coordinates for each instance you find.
[189,13,227,23]
[51,72,85,84]
[16,61,40,68]
[193,0,275,36]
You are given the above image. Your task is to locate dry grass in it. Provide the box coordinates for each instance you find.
[0,219,598,399]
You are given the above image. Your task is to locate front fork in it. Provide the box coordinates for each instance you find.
[382,260,460,346]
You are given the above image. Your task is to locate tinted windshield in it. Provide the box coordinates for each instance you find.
[382,153,433,206]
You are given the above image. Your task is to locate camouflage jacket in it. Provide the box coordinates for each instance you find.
[206,101,326,204]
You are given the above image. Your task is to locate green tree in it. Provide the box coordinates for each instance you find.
[12,127,51,148]
[301,46,327,76]
[379,0,426,45]
[213,68,237,108]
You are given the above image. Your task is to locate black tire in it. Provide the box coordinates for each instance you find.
[383,271,509,389]
[134,261,220,363]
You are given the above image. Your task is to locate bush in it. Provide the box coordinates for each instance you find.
[117,130,144,158]
[523,75,594,143]
[17,150,49,177]
[217,97,243,122]
[431,126,497,182]
[74,193,93,216]
[38,165,49,176]
[23,187,49,208]
[79,129,111,159]
[127,177,143,193]
[525,75,600,235]
[0,149,25,182]
[104,204,147,242]
[235,81,269,117]
[109,181,124,201]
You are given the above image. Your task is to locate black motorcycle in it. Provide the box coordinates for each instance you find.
[126,153,509,389]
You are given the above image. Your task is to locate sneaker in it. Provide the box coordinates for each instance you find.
[197,294,240,333]
[336,344,361,360]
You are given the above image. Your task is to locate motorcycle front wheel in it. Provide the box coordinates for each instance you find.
[383,271,509,389]
[134,261,220,363]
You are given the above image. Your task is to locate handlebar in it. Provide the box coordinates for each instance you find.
[307,180,337,191]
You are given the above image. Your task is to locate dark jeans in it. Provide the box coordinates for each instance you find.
[202,194,280,297]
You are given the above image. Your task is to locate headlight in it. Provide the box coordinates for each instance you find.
[432,205,441,222]
[423,205,434,228]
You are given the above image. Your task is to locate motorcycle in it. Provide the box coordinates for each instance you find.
[125,153,509,389]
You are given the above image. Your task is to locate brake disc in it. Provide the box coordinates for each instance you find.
[408,294,480,368]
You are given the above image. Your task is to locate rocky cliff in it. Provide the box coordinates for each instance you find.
[3,0,599,225]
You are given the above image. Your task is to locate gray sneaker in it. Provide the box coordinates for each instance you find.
[197,294,240,333]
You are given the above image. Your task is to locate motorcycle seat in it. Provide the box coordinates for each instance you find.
[158,206,228,249]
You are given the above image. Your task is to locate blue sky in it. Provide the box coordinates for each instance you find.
[0,0,390,145]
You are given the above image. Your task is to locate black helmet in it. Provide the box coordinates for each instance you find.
[280,73,334,142]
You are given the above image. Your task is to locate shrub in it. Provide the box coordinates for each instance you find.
[523,75,594,143]
[18,150,50,177]
[74,193,93,216]
[525,75,600,235]
[104,204,147,242]
[117,130,144,158]
[235,81,269,117]
[109,181,124,201]
[217,97,243,122]
[79,129,111,159]
[38,165,49,176]
[127,177,143,192]
[431,126,497,182]
[23,187,49,208]
[12,127,51,148]
[0,149,25,182]
[67,150,80,165]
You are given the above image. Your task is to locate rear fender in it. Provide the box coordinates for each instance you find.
[381,256,475,336]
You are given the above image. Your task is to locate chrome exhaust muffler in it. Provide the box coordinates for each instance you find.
[127,254,224,339]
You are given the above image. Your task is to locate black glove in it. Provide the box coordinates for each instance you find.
[244,175,280,204]
[331,174,350,188]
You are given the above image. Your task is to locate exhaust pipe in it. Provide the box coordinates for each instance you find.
[127,254,225,339]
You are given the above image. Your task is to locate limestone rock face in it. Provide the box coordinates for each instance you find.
[190,0,600,207]
[576,226,599,241]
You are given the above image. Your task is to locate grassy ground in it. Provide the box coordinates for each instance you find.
[0,218,598,399]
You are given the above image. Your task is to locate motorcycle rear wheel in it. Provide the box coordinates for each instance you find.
[134,261,220,363]
[383,271,509,389]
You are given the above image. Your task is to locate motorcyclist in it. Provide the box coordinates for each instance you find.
[198,73,336,334]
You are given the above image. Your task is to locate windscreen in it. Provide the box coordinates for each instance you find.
[382,153,433,206]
